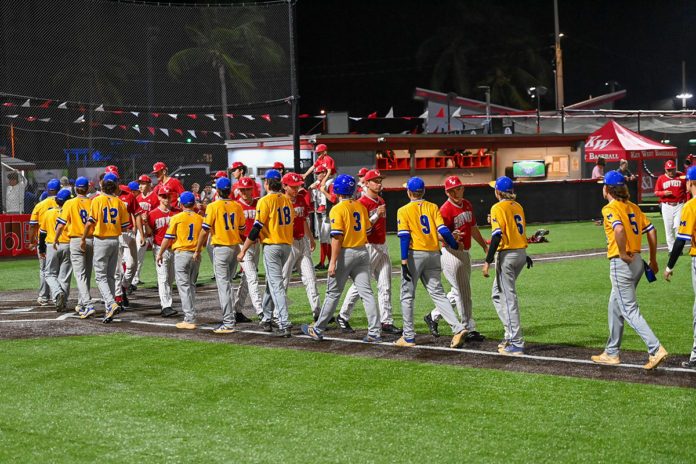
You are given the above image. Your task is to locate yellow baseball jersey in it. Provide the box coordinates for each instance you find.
[602,199,654,258]
[677,197,696,256]
[88,194,131,238]
[490,200,528,251]
[40,206,70,244]
[57,196,92,238]
[255,192,294,245]
[202,199,246,246]
[329,199,372,248]
[397,200,447,251]
[165,211,204,252]
[29,196,58,227]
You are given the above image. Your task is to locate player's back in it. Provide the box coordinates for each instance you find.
[330,199,370,248]
[490,200,527,251]
[397,199,443,251]
[89,194,130,238]
[59,196,92,237]
[203,199,245,246]
[602,200,653,257]
[256,192,294,245]
[166,211,204,251]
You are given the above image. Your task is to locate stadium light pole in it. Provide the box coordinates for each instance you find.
[677,60,692,109]
[553,0,564,110]
[528,86,547,134]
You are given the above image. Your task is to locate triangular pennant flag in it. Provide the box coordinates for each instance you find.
[39,100,51,108]
[411,126,418,134]
[131,111,139,117]
[299,114,309,118]
[400,130,409,134]
[349,117,361,121]
[187,114,197,119]
[435,108,444,118]
[21,99,30,107]
[239,133,247,138]
[173,128,183,135]
[90,122,99,127]
[119,125,127,130]
[225,114,234,118]
[418,109,428,119]
[152,113,159,117]
[213,131,222,138]
[147,127,155,135]
[201,130,208,136]
[385,107,394,118]
[367,111,377,119]
[187,129,196,138]
[104,124,116,130]
[38,118,51,122]
[277,114,289,118]
[261,132,271,137]
[452,106,462,118]
[112,110,123,114]
[260,114,271,122]
[2,102,14,106]
[205,114,216,120]
[229,132,234,137]
[79,107,86,112]
[132,125,141,133]
[168,113,178,119]
[160,128,169,136]
[73,115,85,123]
[25,117,36,121]
[242,115,254,120]
[248,133,255,137]
[58,102,68,109]
[6,114,18,118]
[95,104,105,112]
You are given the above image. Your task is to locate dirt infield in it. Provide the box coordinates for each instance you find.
[1,276,694,389]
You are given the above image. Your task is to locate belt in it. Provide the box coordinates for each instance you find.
[663,201,684,206]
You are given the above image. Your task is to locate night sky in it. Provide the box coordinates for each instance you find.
[295,0,696,116]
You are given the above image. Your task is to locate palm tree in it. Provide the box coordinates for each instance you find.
[168,9,285,137]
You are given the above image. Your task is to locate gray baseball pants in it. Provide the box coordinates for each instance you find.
[213,244,240,326]
[134,230,151,285]
[45,243,72,300]
[431,247,476,330]
[605,255,661,356]
[492,248,527,348]
[315,246,380,337]
[93,237,120,309]
[70,237,93,310]
[116,230,137,296]
[261,243,291,329]
[234,242,263,317]
[37,248,50,301]
[282,236,321,318]
[175,251,200,323]
[401,249,464,340]
[152,244,174,309]
[339,242,393,324]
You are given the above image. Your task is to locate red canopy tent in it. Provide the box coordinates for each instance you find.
[585,120,677,201]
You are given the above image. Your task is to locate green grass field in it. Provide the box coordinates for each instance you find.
[1,335,694,463]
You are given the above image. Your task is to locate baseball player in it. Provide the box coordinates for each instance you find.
[309,165,332,270]
[337,169,402,335]
[54,177,94,317]
[157,192,203,330]
[194,177,246,333]
[152,162,185,207]
[232,177,264,320]
[302,143,336,178]
[144,187,178,318]
[655,160,687,253]
[424,176,489,341]
[482,176,532,355]
[273,161,285,176]
[39,189,73,312]
[230,161,261,199]
[133,174,159,288]
[665,165,696,369]
[238,169,294,337]
[355,167,368,197]
[281,172,322,320]
[395,177,467,348]
[81,172,131,323]
[301,174,382,342]
[592,170,668,369]
[29,178,60,306]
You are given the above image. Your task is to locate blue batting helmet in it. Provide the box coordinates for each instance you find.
[46,179,61,191]
[333,174,356,195]
[602,171,625,186]
[179,191,196,206]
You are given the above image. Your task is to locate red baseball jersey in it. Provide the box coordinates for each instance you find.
[314,155,336,175]
[118,187,142,230]
[232,180,261,201]
[359,194,386,244]
[655,173,687,203]
[235,197,257,240]
[297,188,314,213]
[136,191,160,213]
[153,177,185,206]
[291,193,311,240]
[147,206,177,246]
[440,198,476,250]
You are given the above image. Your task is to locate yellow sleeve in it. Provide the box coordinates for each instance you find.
[330,204,345,235]
[256,198,270,228]
[235,203,246,231]
[397,205,410,235]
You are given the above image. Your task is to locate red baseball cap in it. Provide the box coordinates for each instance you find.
[138,174,152,183]
[231,161,244,170]
[665,160,676,170]
[314,143,327,153]
[237,176,255,189]
[152,161,167,173]
[105,165,119,176]
[444,176,463,190]
[157,186,170,196]
[213,170,228,178]
[273,161,285,169]
[315,165,328,174]
[364,169,383,182]
[358,168,369,177]
[282,172,304,186]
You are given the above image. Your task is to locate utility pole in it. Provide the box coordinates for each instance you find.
[554,0,564,110]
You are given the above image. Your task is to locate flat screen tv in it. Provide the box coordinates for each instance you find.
[512,160,546,178]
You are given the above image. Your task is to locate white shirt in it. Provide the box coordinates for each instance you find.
[5,177,26,213]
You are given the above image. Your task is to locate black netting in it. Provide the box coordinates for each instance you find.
[0,0,295,212]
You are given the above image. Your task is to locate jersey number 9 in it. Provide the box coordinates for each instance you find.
[420,215,431,234]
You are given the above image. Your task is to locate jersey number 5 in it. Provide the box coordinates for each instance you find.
[628,213,639,235]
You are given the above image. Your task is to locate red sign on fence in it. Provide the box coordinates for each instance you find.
[0,214,34,257]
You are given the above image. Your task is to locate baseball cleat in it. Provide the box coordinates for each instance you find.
[127,284,137,295]
[394,336,416,347]
[644,345,668,370]
[497,339,511,349]
[450,329,468,348]
[498,344,524,355]
[381,323,402,335]
[260,320,273,332]
[363,334,383,343]
[424,314,440,337]
[74,305,83,314]
[55,292,66,312]
[591,351,620,365]
[235,312,252,323]
[681,360,696,369]
[120,291,130,308]
[465,331,486,342]
[160,307,178,318]
[336,315,356,333]
[213,323,237,334]
[80,306,96,319]
[301,323,323,341]
[176,321,197,330]
[272,328,292,338]
[37,297,51,306]
[103,303,119,323]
